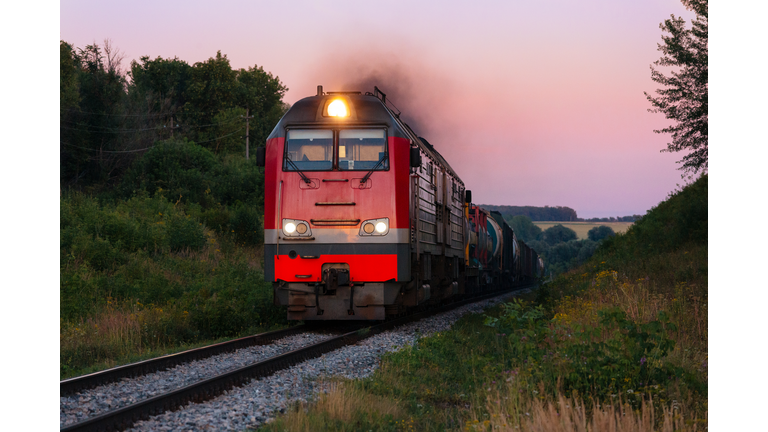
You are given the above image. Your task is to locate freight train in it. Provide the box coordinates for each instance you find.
[256,86,544,321]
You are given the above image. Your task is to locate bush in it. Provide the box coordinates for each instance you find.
[209,155,264,207]
[542,224,577,246]
[230,204,263,246]
[484,299,700,402]
[119,138,217,205]
[167,214,206,251]
[588,225,615,242]
[119,140,265,211]
[601,175,707,258]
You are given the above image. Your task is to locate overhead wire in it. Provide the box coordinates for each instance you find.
[61,116,242,133]
[60,128,244,153]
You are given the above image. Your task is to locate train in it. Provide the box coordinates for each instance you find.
[256,86,544,321]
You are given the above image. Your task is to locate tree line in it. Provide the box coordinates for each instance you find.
[504,215,616,276]
[480,204,641,223]
[60,40,288,188]
[479,205,578,221]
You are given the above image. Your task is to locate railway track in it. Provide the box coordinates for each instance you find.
[60,325,310,397]
[61,283,535,432]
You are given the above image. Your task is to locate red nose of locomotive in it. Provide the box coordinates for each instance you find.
[261,89,413,320]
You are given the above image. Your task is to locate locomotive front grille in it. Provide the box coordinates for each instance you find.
[310,219,361,226]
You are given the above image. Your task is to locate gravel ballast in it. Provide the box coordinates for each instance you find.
[59,333,336,428]
[126,290,528,431]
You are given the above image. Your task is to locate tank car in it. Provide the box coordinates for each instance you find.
[257,86,542,321]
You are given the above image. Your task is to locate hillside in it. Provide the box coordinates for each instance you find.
[265,175,708,430]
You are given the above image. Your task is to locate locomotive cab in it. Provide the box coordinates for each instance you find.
[262,89,417,320]
[259,86,529,321]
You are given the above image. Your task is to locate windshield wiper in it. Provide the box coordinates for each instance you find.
[284,154,312,184]
[360,153,388,184]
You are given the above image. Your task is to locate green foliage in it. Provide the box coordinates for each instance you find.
[60,41,80,117]
[167,214,206,252]
[119,138,217,205]
[128,55,191,113]
[588,225,615,241]
[118,140,266,230]
[229,204,264,246]
[60,192,287,376]
[542,224,577,246]
[207,154,265,206]
[598,175,707,259]
[483,300,701,402]
[486,205,578,221]
[507,215,542,243]
[645,0,708,174]
[60,43,288,187]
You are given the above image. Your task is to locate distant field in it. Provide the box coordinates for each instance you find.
[532,221,634,240]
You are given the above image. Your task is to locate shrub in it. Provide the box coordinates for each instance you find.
[599,175,707,258]
[484,299,700,402]
[120,138,217,205]
[167,214,206,251]
[230,204,263,246]
[542,224,577,246]
[587,225,615,241]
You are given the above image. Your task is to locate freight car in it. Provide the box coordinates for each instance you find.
[257,86,543,320]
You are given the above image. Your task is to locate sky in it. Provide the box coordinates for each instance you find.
[59,0,699,218]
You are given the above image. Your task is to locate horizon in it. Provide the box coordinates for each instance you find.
[60,0,698,217]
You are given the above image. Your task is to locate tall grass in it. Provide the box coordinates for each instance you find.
[264,176,708,430]
[60,191,285,378]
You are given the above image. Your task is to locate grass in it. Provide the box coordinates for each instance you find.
[60,191,288,379]
[261,176,707,431]
[532,222,634,240]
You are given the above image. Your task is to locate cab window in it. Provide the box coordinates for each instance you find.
[284,129,334,171]
[338,129,388,171]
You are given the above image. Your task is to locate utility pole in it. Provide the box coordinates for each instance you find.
[242,108,254,159]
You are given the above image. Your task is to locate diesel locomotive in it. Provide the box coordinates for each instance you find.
[256,86,544,321]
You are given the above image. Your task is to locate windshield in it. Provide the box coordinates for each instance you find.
[338,129,388,171]
[284,129,334,171]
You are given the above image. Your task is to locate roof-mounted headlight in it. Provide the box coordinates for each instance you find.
[327,99,348,117]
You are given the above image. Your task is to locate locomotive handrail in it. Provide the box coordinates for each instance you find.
[315,202,356,206]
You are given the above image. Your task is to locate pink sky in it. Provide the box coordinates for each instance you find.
[60,0,697,218]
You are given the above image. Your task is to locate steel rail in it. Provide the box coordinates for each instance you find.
[60,325,306,396]
[61,282,536,432]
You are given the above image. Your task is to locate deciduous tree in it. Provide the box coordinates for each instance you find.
[645,0,708,175]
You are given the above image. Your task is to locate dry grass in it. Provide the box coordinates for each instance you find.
[271,381,404,431]
[533,222,634,239]
[472,390,706,432]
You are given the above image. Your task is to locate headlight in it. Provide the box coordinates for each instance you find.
[282,219,311,237]
[359,218,389,236]
[327,99,349,117]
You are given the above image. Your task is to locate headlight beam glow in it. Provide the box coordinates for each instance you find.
[327,99,348,117]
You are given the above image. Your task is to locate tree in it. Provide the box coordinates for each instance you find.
[645,0,708,175]
[508,215,542,243]
[60,41,80,118]
[128,55,192,116]
[588,225,616,242]
[542,224,577,246]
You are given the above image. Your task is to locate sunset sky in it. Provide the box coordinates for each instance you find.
[60,0,698,218]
